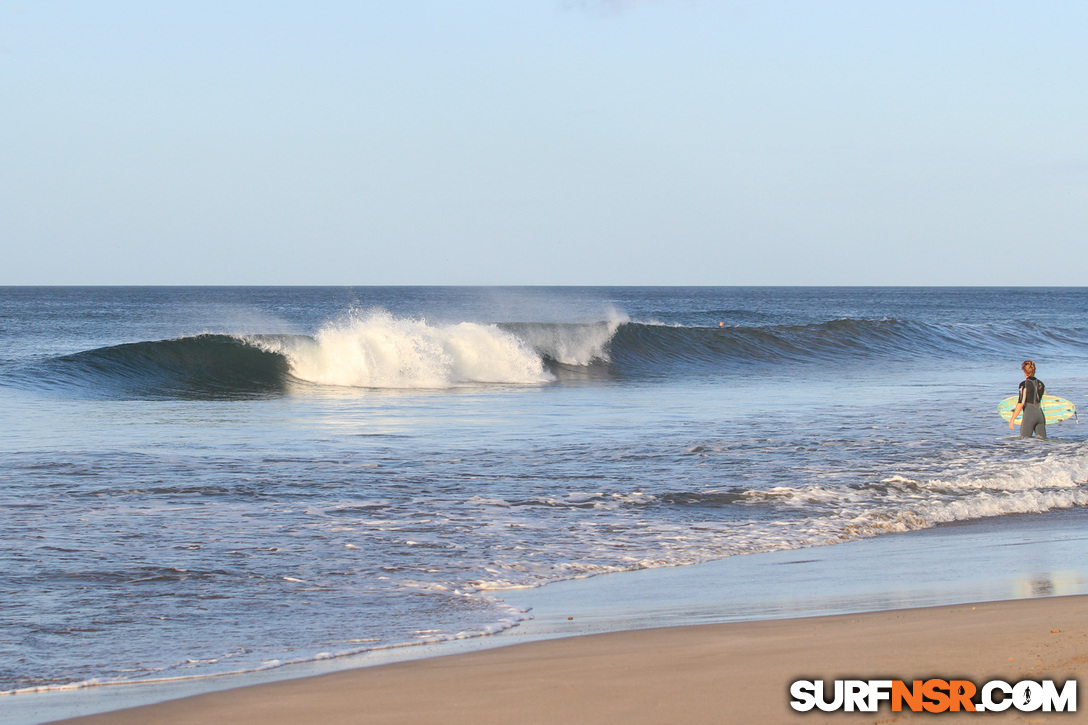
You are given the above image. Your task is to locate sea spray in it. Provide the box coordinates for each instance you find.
[502,317,622,366]
[256,310,554,388]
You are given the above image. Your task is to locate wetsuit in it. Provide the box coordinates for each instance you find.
[1018,376,1047,439]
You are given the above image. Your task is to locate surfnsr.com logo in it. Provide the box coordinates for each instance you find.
[790,679,1077,713]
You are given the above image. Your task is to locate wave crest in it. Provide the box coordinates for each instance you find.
[38,334,289,399]
[18,313,1088,398]
[257,311,553,388]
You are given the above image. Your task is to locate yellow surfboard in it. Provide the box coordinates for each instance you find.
[998,394,1078,424]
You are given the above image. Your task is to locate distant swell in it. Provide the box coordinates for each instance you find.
[607,318,1088,374]
[14,314,1088,399]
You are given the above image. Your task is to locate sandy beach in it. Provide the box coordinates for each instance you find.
[1,509,1080,724]
[50,594,1088,724]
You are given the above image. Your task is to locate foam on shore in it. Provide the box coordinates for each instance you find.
[7,506,1088,725]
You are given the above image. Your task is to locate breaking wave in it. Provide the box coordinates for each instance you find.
[12,312,1088,398]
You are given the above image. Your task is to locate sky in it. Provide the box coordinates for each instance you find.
[2,1,1086,285]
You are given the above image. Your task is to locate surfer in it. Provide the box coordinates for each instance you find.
[1009,360,1047,439]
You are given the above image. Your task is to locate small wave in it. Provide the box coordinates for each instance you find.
[727,452,1088,542]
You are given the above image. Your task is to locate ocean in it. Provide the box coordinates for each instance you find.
[3,286,1087,696]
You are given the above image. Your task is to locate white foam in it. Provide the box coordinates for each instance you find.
[255,310,554,389]
[514,317,624,366]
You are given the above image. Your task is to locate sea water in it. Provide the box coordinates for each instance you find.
[2,286,1087,694]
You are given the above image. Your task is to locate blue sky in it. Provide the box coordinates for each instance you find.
[2,1,1086,285]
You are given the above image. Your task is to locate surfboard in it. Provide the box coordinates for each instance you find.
[998,394,1078,424]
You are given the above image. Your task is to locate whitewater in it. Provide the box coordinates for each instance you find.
[251,309,620,388]
[2,286,1087,697]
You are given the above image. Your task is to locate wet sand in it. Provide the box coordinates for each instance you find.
[10,507,1088,724]
[53,595,1088,724]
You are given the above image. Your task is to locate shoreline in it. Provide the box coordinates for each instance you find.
[49,595,1088,724]
[8,506,1088,724]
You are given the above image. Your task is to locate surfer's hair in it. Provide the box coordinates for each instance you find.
[1022,360,1036,375]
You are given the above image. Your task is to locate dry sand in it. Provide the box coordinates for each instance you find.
[53,594,1088,724]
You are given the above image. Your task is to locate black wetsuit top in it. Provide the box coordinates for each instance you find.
[1018,376,1047,439]
[1018,376,1045,406]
